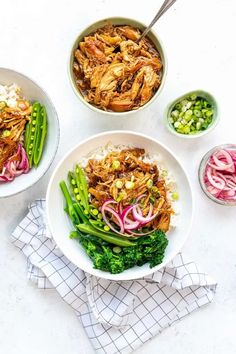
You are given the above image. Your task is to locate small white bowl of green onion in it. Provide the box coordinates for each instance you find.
[165,90,219,138]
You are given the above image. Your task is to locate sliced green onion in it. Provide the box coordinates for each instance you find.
[112,160,120,170]
[125,181,135,189]
[151,186,160,197]
[150,196,156,204]
[115,180,123,189]
[2,129,11,137]
[146,179,153,189]
[171,192,179,201]
[169,95,214,135]
[113,246,122,254]
[116,191,126,202]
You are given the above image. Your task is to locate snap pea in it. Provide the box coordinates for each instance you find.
[89,219,138,239]
[68,171,85,207]
[77,224,135,247]
[73,203,89,224]
[89,219,111,233]
[75,164,89,211]
[25,102,41,166]
[24,121,30,148]
[33,105,47,166]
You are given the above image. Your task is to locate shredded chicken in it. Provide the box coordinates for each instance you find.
[0,100,31,170]
[73,24,163,112]
[85,148,172,232]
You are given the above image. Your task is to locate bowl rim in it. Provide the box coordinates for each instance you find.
[198,143,236,206]
[68,16,168,116]
[0,66,60,198]
[164,89,219,139]
[46,130,194,281]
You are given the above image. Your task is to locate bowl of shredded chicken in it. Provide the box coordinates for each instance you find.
[69,18,167,114]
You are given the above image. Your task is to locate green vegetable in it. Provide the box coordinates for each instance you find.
[73,203,89,224]
[33,105,47,166]
[146,179,153,189]
[125,181,135,189]
[2,129,11,137]
[25,102,41,166]
[0,101,6,110]
[77,229,168,274]
[112,160,120,170]
[77,223,135,247]
[113,246,122,254]
[60,181,80,227]
[91,208,99,216]
[151,186,160,198]
[171,192,179,201]
[115,180,123,189]
[75,165,89,211]
[68,171,84,206]
[150,196,156,204]
[24,102,47,167]
[116,191,126,202]
[169,95,214,135]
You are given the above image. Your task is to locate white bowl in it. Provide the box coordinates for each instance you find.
[46,131,193,281]
[0,68,59,198]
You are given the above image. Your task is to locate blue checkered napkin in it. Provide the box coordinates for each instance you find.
[11,199,217,354]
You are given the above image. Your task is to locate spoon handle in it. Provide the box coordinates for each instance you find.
[137,0,177,43]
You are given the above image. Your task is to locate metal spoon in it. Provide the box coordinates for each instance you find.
[136,0,177,43]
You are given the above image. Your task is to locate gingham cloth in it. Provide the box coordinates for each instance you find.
[11,199,217,354]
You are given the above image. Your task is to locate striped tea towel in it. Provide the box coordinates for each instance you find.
[11,199,217,354]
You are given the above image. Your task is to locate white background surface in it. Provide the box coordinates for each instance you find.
[0,0,236,353]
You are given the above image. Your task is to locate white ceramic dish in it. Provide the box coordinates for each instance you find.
[46,131,193,281]
[0,67,59,198]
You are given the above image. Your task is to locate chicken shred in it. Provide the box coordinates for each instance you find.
[73,24,163,112]
[0,102,30,171]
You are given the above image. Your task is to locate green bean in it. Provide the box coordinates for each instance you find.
[33,105,47,166]
[77,224,135,247]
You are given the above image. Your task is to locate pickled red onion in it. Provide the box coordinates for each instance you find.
[0,144,30,183]
[204,147,236,201]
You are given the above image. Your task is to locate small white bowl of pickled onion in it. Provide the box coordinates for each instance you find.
[198,144,236,206]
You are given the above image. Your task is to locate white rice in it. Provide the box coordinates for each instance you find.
[78,142,179,229]
[0,83,21,108]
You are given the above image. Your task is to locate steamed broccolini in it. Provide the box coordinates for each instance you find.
[72,229,168,274]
